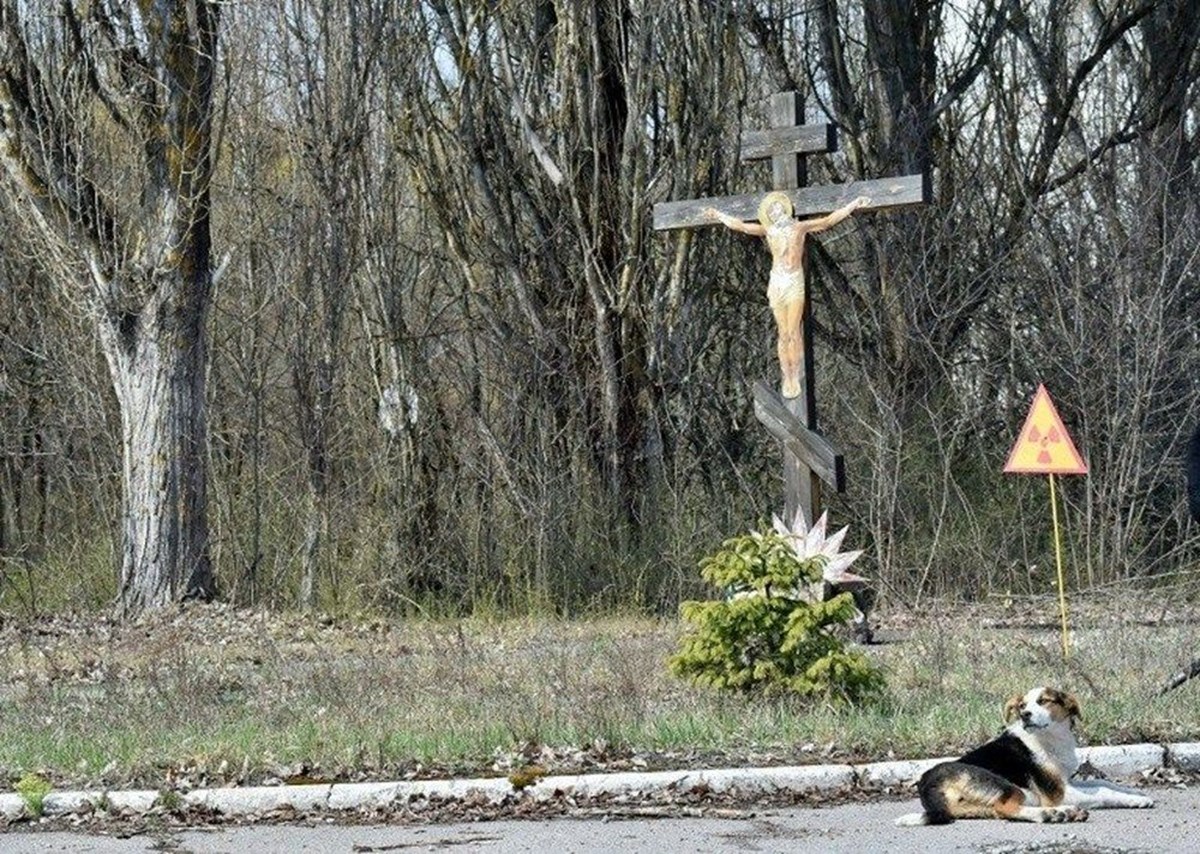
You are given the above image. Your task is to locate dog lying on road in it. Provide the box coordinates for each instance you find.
[896,687,1154,825]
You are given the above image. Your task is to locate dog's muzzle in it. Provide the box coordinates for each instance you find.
[1020,711,1046,729]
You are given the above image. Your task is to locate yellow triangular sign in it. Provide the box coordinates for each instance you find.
[1004,384,1088,475]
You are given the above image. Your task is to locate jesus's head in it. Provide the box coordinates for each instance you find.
[757,191,794,228]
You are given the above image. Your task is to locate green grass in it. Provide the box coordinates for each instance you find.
[2,594,1199,792]
[13,772,52,817]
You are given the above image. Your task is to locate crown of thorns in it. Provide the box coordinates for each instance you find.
[757,192,794,228]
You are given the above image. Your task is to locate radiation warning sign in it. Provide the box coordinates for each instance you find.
[1004,384,1088,475]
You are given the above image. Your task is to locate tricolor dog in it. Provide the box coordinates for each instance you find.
[896,687,1154,825]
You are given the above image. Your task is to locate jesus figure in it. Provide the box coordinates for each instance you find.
[704,193,869,399]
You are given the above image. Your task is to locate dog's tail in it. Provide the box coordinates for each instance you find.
[894,811,931,827]
[1188,423,1200,522]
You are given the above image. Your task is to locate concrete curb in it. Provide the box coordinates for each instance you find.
[1078,744,1166,778]
[1,742,1194,822]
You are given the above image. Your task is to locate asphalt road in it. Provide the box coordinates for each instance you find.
[3,786,1196,853]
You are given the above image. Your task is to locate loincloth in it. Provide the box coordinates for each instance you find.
[767,267,805,312]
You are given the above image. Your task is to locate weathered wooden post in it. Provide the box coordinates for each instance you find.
[761,91,823,526]
[653,92,930,528]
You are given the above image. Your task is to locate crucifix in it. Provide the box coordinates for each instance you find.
[653,91,930,528]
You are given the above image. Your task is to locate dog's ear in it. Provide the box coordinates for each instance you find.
[1062,691,1082,722]
[1003,694,1024,723]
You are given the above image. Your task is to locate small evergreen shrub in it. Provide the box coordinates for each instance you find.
[668,528,885,703]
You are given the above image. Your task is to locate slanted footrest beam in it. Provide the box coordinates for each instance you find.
[752,380,845,493]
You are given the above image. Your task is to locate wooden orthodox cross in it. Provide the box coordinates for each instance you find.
[653,92,930,527]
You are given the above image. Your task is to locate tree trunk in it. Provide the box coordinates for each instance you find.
[298,486,325,609]
[0,0,222,614]
[108,287,216,612]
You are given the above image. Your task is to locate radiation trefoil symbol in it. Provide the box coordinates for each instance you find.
[1003,385,1088,475]
[1029,423,1061,466]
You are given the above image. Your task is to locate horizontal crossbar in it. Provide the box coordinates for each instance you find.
[740,123,837,161]
[652,172,931,232]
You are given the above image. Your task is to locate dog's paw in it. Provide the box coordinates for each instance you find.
[1042,805,1088,822]
[1131,795,1154,809]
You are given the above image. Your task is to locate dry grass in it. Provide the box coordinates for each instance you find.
[2,590,1199,792]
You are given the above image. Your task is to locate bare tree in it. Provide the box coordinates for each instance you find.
[0,249,51,574]
[271,0,389,608]
[389,1,746,546]
[0,2,221,612]
[206,7,291,606]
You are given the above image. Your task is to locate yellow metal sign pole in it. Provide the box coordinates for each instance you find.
[1048,473,1069,659]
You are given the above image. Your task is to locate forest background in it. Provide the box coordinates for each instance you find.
[1,0,1198,619]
